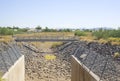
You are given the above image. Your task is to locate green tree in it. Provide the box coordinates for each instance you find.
[35,26,42,32]
[43,27,49,32]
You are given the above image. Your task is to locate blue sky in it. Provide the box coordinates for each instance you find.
[0,0,120,29]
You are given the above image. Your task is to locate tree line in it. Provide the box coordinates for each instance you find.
[0,26,28,35]
[0,26,120,39]
[35,26,72,32]
[0,26,72,35]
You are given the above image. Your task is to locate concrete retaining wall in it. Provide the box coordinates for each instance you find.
[71,55,100,81]
[2,55,25,81]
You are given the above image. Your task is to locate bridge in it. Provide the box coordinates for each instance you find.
[14,36,79,42]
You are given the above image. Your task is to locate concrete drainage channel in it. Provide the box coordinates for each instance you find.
[54,41,120,81]
[21,42,71,81]
[0,43,24,81]
[0,41,120,81]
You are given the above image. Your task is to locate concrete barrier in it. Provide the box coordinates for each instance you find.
[2,55,25,81]
[71,55,101,81]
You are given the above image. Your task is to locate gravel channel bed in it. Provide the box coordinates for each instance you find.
[20,43,71,81]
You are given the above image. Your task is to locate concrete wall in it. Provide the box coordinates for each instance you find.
[2,55,25,81]
[71,55,101,81]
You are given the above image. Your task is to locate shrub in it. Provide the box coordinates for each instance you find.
[108,38,120,42]
[109,30,120,38]
[0,27,13,35]
[92,29,120,40]
[0,78,5,81]
[92,30,109,40]
[0,72,5,81]
[51,42,63,48]
[74,30,86,36]
[113,52,120,58]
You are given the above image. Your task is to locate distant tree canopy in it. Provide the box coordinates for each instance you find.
[42,27,57,32]
[92,28,120,39]
[35,26,42,30]
[59,29,72,32]
[0,26,29,35]
[42,27,72,32]
[0,27,13,35]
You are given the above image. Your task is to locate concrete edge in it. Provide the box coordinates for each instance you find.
[2,55,25,79]
[71,55,102,81]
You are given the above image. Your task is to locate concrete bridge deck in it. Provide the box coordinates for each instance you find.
[14,36,79,42]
